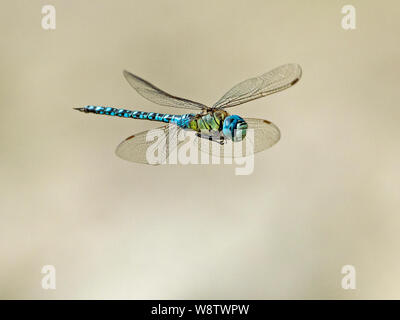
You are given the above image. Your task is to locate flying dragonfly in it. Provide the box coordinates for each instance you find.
[75,63,302,164]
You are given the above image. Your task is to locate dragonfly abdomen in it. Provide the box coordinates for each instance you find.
[75,106,195,127]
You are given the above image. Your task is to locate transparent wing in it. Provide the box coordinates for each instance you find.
[197,118,281,158]
[116,119,280,164]
[243,118,281,154]
[123,70,209,110]
[115,124,187,165]
[213,64,302,109]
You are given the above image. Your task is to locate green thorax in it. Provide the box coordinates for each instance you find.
[188,110,228,133]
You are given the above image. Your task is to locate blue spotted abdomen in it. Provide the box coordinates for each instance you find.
[75,105,194,128]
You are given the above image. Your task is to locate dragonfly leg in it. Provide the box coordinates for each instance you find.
[196,133,225,145]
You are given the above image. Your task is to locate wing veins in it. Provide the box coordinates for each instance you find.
[123,70,209,111]
[213,64,302,109]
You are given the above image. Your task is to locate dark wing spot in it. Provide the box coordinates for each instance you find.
[291,78,299,86]
[125,134,135,141]
[263,120,271,124]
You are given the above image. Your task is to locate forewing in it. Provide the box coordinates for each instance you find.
[213,64,302,109]
[123,70,209,110]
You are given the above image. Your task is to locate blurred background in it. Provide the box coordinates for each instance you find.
[0,0,399,299]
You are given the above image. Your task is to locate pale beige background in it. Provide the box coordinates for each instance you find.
[0,0,399,299]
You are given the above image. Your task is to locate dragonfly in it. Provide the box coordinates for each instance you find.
[75,63,302,164]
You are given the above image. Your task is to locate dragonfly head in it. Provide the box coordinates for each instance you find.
[222,115,248,142]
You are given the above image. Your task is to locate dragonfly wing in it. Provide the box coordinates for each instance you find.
[197,118,280,157]
[116,124,186,165]
[123,70,209,110]
[243,118,281,154]
[212,64,302,109]
[116,120,279,164]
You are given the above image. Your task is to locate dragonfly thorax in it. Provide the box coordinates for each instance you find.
[187,110,248,142]
[187,109,228,133]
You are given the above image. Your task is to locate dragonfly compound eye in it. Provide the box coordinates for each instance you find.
[222,115,248,142]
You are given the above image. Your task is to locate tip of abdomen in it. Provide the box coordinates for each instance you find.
[73,107,86,112]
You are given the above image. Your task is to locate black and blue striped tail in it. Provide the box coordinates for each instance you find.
[74,105,194,128]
